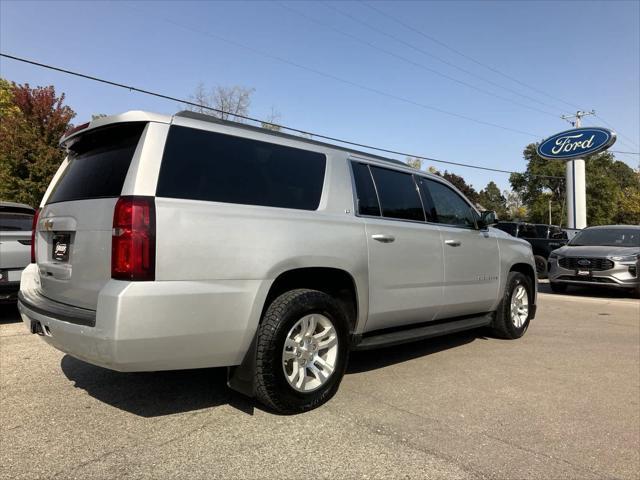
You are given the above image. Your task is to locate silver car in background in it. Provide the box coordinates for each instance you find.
[0,202,35,302]
[548,225,640,296]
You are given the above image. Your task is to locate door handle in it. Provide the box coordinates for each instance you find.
[445,239,462,247]
[372,234,395,243]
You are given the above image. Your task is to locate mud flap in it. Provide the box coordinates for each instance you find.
[227,334,257,397]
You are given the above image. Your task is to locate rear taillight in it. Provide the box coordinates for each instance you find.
[30,209,40,263]
[111,196,155,281]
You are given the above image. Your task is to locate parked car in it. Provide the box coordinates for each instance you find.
[0,202,35,302]
[548,225,640,296]
[494,221,568,278]
[18,111,537,413]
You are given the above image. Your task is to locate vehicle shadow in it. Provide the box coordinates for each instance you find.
[537,281,637,299]
[60,355,254,417]
[0,303,21,324]
[61,329,486,418]
[347,329,482,374]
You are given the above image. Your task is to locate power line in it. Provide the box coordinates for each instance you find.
[281,2,561,118]
[356,1,640,154]
[610,150,640,155]
[116,3,541,139]
[593,114,640,150]
[361,1,588,113]
[1,52,564,179]
[319,1,567,116]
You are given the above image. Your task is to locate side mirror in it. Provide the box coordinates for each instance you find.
[477,210,498,230]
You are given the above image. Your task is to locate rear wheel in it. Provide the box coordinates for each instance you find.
[550,281,568,294]
[255,289,349,414]
[534,255,548,279]
[491,272,533,339]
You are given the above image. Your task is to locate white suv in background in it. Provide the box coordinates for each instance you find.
[0,202,35,302]
[19,111,537,413]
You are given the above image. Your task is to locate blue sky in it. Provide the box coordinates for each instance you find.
[1,0,639,192]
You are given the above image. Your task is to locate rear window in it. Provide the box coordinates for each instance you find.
[0,212,33,231]
[156,126,326,211]
[47,123,146,204]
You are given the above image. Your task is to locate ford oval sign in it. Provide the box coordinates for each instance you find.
[537,127,616,160]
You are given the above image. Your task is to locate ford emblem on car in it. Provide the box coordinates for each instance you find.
[577,259,591,266]
[537,127,616,160]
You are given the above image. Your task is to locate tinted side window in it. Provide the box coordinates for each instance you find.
[423,179,476,227]
[351,162,381,216]
[369,166,425,222]
[47,123,146,204]
[416,177,438,222]
[157,127,326,210]
[518,224,538,238]
[495,223,517,236]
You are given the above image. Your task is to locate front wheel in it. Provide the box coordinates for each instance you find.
[534,255,548,279]
[255,289,350,414]
[491,272,533,339]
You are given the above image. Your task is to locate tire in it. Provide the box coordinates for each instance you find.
[534,255,548,279]
[255,289,350,414]
[491,272,533,339]
[549,281,568,294]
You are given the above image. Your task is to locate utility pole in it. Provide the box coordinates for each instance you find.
[560,110,595,229]
[548,198,552,225]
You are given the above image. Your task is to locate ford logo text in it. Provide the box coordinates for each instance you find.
[537,127,616,160]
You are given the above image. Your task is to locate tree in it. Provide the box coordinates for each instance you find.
[405,156,422,169]
[260,107,282,132]
[478,181,507,218]
[0,79,75,206]
[510,143,640,226]
[185,82,254,122]
[429,167,480,204]
[505,190,527,220]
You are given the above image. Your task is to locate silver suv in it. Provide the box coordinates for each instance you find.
[548,225,640,296]
[18,111,537,413]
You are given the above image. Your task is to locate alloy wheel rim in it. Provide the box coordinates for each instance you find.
[510,284,529,328]
[282,314,338,393]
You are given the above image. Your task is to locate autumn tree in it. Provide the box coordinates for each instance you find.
[405,156,422,169]
[0,79,75,206]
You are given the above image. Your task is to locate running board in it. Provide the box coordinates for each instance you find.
[351,313,493,351]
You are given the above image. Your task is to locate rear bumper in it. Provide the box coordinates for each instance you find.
[18,264,267,372]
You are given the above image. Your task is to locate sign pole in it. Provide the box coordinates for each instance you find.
[559,111,594,229]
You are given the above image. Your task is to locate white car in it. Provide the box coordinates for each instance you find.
[0,202,35,302]
[18,111,537,413]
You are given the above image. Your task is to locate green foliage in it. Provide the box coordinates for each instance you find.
[430,168,480,204]
[0,79,75,206]
[478,181,507,218]
[510,143,640,226]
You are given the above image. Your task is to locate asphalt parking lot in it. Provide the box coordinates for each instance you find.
[1,287,639,480]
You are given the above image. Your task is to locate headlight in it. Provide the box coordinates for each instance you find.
[610,254,639,262]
